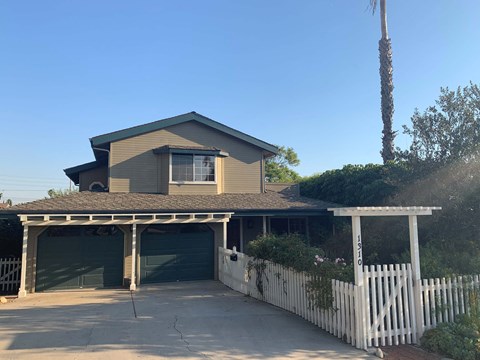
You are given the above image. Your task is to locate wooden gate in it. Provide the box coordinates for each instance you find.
[0,258,21,293]
[363,264,417,347]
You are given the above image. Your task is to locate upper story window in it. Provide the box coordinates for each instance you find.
[171,154,215,182]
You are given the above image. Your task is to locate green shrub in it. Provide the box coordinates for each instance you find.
[422,315,480,360]
[422,284,480,360]
[246,233,321,271]
[246,233,353,309]
[300,163,411,206]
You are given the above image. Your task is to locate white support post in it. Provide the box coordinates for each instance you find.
[262,216,267,235]
[18,225,28,298]
[130,224,137,291]
[409,215,423,341]
[352,216,366,349]
[223,221,227,248]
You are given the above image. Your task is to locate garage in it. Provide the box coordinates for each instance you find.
[36,226,124,292]
[140,224,214,283]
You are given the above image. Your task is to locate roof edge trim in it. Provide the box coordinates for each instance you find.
[90,112,278,154]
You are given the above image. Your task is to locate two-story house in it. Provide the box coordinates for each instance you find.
[3,112,336,296]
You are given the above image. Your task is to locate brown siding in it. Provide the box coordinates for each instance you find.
[110,139,158,193]
[109,121,264,194]
[79,166,108,191]
[208,222,224,280]
[169,183,218,195]
[25,226,48,293]
[154,153,169,194]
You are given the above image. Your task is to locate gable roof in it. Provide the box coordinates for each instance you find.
[90,111,278,155]
[1,191,339,216]
[64,161,101,184]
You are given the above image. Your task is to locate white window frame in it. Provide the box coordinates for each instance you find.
[169,153,217,184]
[89,181,105,191]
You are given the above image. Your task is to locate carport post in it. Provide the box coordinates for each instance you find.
[223,221,227,248]
[18,225,28,298]
[130,224,137,291]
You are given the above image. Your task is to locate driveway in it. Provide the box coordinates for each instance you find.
[0,281,374,359]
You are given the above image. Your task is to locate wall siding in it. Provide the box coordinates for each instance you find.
[157,153,168,194]
[208,222,224,281]
[25,226,47,293]
[169,183,218,195]
[79,166,108,191]
[109,121,264,194]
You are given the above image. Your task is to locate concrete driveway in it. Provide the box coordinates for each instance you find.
[0,281,374,359]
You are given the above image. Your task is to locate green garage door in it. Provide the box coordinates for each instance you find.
[140,224,214,283]
[36,226,124,292]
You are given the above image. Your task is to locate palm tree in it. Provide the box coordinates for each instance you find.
[371,0,395,163]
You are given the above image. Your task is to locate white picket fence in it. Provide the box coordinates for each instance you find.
[219,248,360,347]
[0,258,21,293]
[219,248,480,350]
[420,275,480,332]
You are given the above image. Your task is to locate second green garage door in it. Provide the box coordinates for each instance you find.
[140,224,214,283]
[36,226,124,292]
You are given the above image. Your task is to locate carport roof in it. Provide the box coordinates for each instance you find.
[1,191,338,216]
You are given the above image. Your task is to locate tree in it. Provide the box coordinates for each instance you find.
[397,83,480,165]
[0,193,12,206]
[371,0,395,163]
[300,163,409,206]
[265,145,301,183]
[47,188,78,198]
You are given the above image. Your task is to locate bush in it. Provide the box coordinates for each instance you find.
[246,233,353,309]
[422,315,480,360]
[300,163,411,206]
[422,283,480,360]
[246,233,321,272]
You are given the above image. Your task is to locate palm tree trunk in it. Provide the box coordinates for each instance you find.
[379,0,395,163]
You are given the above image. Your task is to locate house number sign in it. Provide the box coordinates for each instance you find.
[357,234,363,266]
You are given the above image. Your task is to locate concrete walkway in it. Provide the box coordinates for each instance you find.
[0,281,374,359]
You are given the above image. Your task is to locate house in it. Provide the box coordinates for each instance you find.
[1,112,336,296]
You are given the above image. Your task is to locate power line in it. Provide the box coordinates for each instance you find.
[0,189,52,192]
[0,174,67,181]
[0,177,67,182]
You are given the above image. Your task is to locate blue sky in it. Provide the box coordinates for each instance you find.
[1,1,479,204]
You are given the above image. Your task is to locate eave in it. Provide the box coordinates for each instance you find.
[89,112,278,156]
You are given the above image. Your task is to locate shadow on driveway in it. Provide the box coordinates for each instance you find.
[0,281,374,359]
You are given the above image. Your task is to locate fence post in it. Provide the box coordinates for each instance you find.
[409,215,423,341]
[352,216,367,349]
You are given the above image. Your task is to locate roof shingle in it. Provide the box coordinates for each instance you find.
[1,191,338,215]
